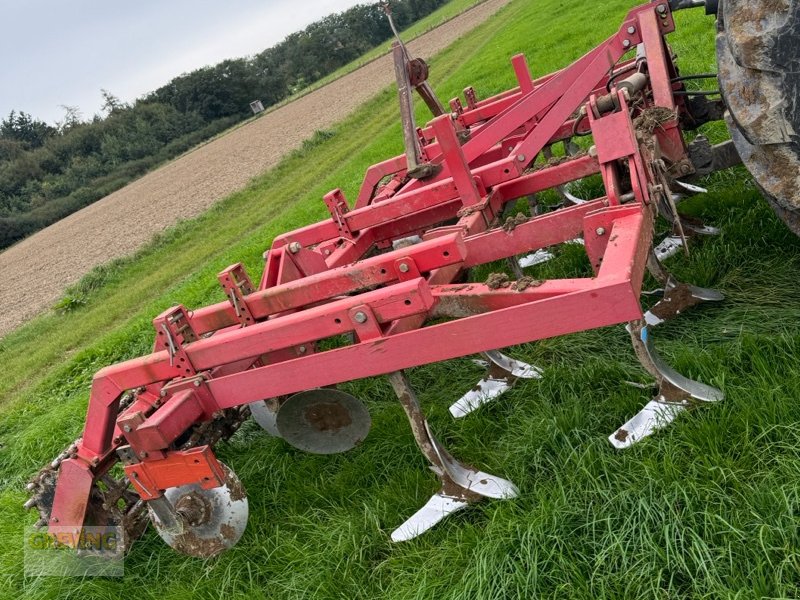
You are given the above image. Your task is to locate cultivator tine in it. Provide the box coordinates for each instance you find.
[684,222,720,237]
[643,251,723,326]
[653,204,720,261]
[518,237,584,269]
[450,351,543,418]
[610,321,723,448]
[609,400,687,449]
[562,189,588,205]
[388,371,518,541]
[390,494,470,543]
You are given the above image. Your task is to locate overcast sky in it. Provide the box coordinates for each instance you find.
[0,0,366,124]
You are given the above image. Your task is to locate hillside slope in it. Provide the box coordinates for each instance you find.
[0,0,509,337]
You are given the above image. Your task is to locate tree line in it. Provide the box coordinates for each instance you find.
[0,0,448,250]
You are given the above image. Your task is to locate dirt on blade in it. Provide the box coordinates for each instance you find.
[0,0,511,338]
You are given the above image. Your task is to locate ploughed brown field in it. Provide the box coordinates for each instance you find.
[0,0,510,337]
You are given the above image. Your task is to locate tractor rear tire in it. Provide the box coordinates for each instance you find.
[717,0,800,234]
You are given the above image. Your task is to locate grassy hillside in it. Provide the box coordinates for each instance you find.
[1,0,799,598]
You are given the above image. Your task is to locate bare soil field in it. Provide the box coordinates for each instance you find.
[0,0,510,337]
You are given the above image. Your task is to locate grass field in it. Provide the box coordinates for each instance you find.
[2,0,800,598]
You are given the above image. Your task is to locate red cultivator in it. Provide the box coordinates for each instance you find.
[27,0,794,557]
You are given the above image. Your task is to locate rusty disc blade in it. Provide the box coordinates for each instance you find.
[276,389,371,455]
[148,463,248,558]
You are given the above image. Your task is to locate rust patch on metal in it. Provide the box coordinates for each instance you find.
[441,477,482,502]
[219,523,238,542]
[659,380,691,405]
[614,428,629,442]
[649,284,701,321]
[304,401,353,432]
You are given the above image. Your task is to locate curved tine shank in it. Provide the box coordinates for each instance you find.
[388,371,518,542]
[424,421,519,500]
[610,322,723,449]
[643,251,724,326]
[249,399,281,437]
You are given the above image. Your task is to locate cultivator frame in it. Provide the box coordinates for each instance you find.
[30,0,742,555]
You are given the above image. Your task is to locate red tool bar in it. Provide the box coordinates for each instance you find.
[355,155,407,208]
[639,7,676,108]
[512,54,534,95]
[273,31,639,253]
[188,277,434,370]
[461,200,605,267]
[115,277,434,391]
[192,234,465,334]
[205,205,649,407]
[274,151,600,256]
[431,279,595,317]
[134,389,204,451]
[79,352,180,458]
[207,282,641,407]
[493,155,599,202]
[596,209,653,295]
[432,114,483,207]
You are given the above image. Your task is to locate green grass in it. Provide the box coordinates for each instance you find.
[2,0,800,598]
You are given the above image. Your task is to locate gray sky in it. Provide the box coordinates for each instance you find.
[0,0,365,124]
